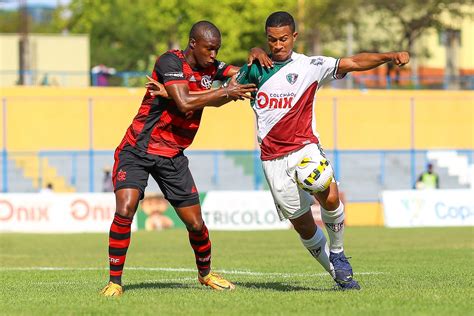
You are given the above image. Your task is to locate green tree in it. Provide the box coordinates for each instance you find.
[182,0,290,65]
[0,10,20,32]
[296,0,364,56]
[54,0,291,73]
[54,0,187,71]
[362,0,472,85]
[0,6,58,33]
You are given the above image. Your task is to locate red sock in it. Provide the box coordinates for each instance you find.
[188,224,211,276]
[108,213,132,284]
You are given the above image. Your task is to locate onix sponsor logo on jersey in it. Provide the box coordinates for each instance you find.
[256,92,294,109]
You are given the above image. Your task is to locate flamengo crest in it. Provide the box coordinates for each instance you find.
[286,73,298,85]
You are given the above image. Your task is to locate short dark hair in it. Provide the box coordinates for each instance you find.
[189,20,221,41]
[265,11,295,32]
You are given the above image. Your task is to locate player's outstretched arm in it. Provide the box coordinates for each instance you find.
[164,74,256,113]
[337,52,409,74]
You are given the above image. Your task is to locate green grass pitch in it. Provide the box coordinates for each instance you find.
[1,227,473,315]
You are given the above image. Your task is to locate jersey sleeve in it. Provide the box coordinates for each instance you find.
[235,64,252,85]
[155,53,187,86]
[310,56,346,86]
[214,60,232,81]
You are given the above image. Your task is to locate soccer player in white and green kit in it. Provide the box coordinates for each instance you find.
[236,11,409,290]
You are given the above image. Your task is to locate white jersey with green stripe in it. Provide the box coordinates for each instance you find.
[236,52,344,160]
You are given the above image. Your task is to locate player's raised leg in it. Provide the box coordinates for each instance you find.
[101,188,141,296]
[174,203,235,291]
[315,182,360,290]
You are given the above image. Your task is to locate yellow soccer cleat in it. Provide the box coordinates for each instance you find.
[198,272,235,291]
[100,282,123,297]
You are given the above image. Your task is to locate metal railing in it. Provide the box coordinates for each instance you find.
[1,149,472,202]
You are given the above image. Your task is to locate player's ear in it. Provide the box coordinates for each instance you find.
[189,38,196,49]
[293,32,298,40]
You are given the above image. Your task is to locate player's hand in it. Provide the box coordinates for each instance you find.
[392,52,410,67]
[247,47,273,68]
[225,74,257,100]
[145,75,169,98]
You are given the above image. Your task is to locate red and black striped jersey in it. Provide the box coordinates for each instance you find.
[122,50,231,157]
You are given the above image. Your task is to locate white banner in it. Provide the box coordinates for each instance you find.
[382,189,474,227]
[0,193,137,233]
[201,191,290,230]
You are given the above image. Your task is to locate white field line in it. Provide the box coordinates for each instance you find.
[28,278,196,286]
[0,266,385,277]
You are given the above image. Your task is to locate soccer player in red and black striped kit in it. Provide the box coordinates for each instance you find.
[100,21,263,296]
[101,21,266,296]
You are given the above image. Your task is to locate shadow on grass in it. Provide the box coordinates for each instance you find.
[126,281,337,292]
[235,281,336,292]
[126,282,193,291]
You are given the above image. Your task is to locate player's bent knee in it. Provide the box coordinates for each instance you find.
[115,202,138,218]
[115,207,136,219]
[186,221,204,232]
[322,198,340,212]
[290,212,317,239]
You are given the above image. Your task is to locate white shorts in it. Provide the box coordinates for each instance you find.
[262,143,333,221]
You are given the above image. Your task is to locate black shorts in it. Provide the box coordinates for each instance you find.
[112,143,199,208]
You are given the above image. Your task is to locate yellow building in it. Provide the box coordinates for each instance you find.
[0,33,90,87]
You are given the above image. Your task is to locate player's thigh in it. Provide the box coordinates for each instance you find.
[150,153,200,209]
[113,146,151,200]
[262,155,313,221]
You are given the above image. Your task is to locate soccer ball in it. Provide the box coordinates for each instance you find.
[296,156,333,193]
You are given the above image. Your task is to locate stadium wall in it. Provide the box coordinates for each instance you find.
[1,88,472,227]
[1,87,473,151]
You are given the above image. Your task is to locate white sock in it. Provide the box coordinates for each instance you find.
[300,227,334,276]
[321,201,345,253]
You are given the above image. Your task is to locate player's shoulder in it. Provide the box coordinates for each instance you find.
[157,50,184,66]
[304,54,338,67]
[236,61,263,81]
[213,59,228,71]
[288,52,333,68]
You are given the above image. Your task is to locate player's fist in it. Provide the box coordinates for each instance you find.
[145,75,169,98]
[392,52,409,66]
